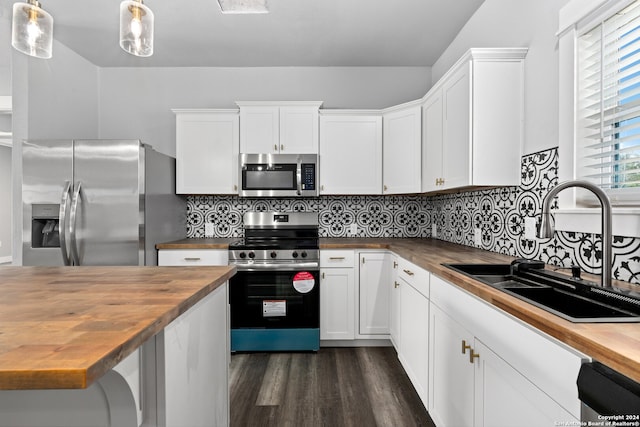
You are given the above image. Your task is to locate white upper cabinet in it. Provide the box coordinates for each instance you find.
[237,101,322,154]
[319,112,383,195]
[422,48,528,193]
[422,90,443,192]
[173,109,239,195]
[382,102,422,194]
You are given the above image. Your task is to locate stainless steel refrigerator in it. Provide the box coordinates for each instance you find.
[22,139,185,266]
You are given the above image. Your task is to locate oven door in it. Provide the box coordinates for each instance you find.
[230,266,320,330]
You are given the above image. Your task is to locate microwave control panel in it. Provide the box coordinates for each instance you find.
[301,163,316,190]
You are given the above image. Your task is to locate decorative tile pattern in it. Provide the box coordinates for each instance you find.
[430,148,640,285]
[185,147,640,285]
[186,195,431,239]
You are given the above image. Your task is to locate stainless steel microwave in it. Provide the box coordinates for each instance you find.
[239,153,319,197]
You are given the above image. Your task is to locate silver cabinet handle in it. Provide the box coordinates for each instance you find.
[69,181,82,266]
[184,257,202,261]
[403,269,414,276]
[329,257,346,260]
[59,181,72,266]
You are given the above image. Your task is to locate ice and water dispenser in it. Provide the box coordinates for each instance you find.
[31,204,60,248]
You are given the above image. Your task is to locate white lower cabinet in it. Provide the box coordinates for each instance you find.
[429,274,585,427]
[429,304,475,427]
[396,263,429,407]
[358,251,393,336]
[320,250,356,340]
[473,339,577,427]
[389,256,400,347]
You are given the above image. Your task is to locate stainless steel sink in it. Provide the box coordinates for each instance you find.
[444,261,640,323]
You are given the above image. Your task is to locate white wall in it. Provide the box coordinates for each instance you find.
[431,0,569,156]
[11,40,100,264]
[98,67,431,157]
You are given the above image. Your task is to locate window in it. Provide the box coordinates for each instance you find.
[556,0,640,237]
[576,0,640,205]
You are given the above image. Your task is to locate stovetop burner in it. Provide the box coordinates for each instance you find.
[228,211,319,264]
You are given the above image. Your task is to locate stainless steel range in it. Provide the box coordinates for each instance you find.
[228,211,320,352]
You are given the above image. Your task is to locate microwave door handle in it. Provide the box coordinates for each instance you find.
[58,181,72,266]
[296,156,302,196]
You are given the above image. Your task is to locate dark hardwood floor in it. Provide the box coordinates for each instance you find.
[230,347,436,427]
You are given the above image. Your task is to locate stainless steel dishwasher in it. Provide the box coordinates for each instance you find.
[577,362,640,421]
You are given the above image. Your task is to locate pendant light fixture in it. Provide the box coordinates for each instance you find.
[11,0,53,59]
[119,0,154,57]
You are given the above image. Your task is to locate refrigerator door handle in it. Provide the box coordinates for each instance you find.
[58,181,72,266]
[69,181,82,266]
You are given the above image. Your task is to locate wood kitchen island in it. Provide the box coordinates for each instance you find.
[0,266,235,427]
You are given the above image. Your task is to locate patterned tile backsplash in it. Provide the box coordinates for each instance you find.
[186,147,640,285]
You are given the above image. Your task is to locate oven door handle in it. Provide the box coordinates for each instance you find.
[233,262,319,271]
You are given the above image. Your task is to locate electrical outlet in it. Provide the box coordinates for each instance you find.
[524,217,537,240]
[349,224,357,235]
[431,223,437,238]
[204,223,214,237]
[473,228,482,246]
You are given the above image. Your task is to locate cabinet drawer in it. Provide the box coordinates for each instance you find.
[158,249,229,266]
[320,250,355,268]
[397,258,429,298]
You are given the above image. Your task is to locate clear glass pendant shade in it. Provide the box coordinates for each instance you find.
[119,0,154,57]
[11,0,53,59]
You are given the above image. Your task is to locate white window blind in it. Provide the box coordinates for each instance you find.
[578,0,640,204]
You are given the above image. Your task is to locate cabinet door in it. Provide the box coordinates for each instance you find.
[358,252,392,335]
[319,115,382,195]
[389,256,400,348]
[429,304,474,427]
[176,112,239,194]
[280,106,319,154]
[320,267,355,340]
[442,62,472,190]
[398,278,429,406]
[383,105,422,194]
[473,340,578,427]
[422,90,443,192]
[239,106,279,153]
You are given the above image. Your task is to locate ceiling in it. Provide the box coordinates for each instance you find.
[0,0,485,68]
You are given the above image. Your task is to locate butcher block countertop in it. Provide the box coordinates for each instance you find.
[0,265,235,390]
[323,238,640,384]
[158,237,640,383]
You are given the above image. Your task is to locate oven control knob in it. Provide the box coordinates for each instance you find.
[248,252,255,259]
[239,252,247,259]
[270,251,277,259]
[292,251,299,258]
[301,251,308,258]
